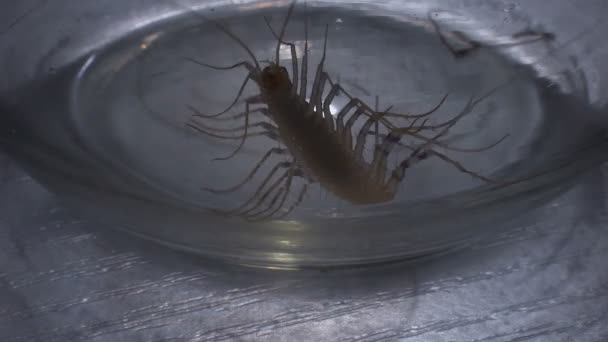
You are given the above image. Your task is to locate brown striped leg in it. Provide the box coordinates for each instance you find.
[384,132,448,192]
[245,167,296,221]
[367,130,510,154]
[239,167,292,217]
[248,168,311,221]
[275,180,311,220]
[210,161,293,216]
[395,142,498,183]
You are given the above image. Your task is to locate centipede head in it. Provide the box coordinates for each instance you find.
[261,64,292,91]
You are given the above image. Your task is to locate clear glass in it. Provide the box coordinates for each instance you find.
[1,0,608,269]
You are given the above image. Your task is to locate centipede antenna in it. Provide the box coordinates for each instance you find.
[183,73,253,119]
[177,1,263,73]
[211,21,261,73]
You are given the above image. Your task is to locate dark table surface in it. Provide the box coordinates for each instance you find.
[1,150,607,342]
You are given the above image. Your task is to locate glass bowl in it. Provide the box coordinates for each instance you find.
[1,0,608,269]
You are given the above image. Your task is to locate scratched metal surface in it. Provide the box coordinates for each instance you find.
[1,151,607,341]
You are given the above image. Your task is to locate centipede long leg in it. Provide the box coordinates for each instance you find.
[423,149,497,183]
[211,100,253,161]
[319,76,447,145]
[245,167,297,221]
[275,180,311,220]
[342,108,367,150]
[335,99,362,127]
[384,125,457,192]
[362,116,430,177]
[393,96,476,136]
[371,129,418,183]
[211,161,293,216]
[273,1,297,64]
[299,5,309,101]
[203,147,288,194]
[201,108,268,122]
[367,130,510,154]
[368,96,477,184]
[244,184,288,220]
[246,187,288,221]
[324,82,341,128]
[190,118,275,135]
[395,140,498,183]
[334,97,395,156]
[353,109,411,164]
[307,24,330,115]
[374,96,380,147]
[308,60,329,122]
[187,123,277,141]
[398,104,510,153]
[312,72,334,129]
[369,97,481,180]
[332,97,394,135]
[312,71,328,115]
[189,104,267,123]
[239,166,293,217]
[326,73,447,124]
[335,104,362,148]
[248,168,310,221]
[244,183,286,219]
[382,94,450,123]
[187,111,277,142]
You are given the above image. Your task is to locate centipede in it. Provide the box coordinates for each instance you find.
[185,2,513,222]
